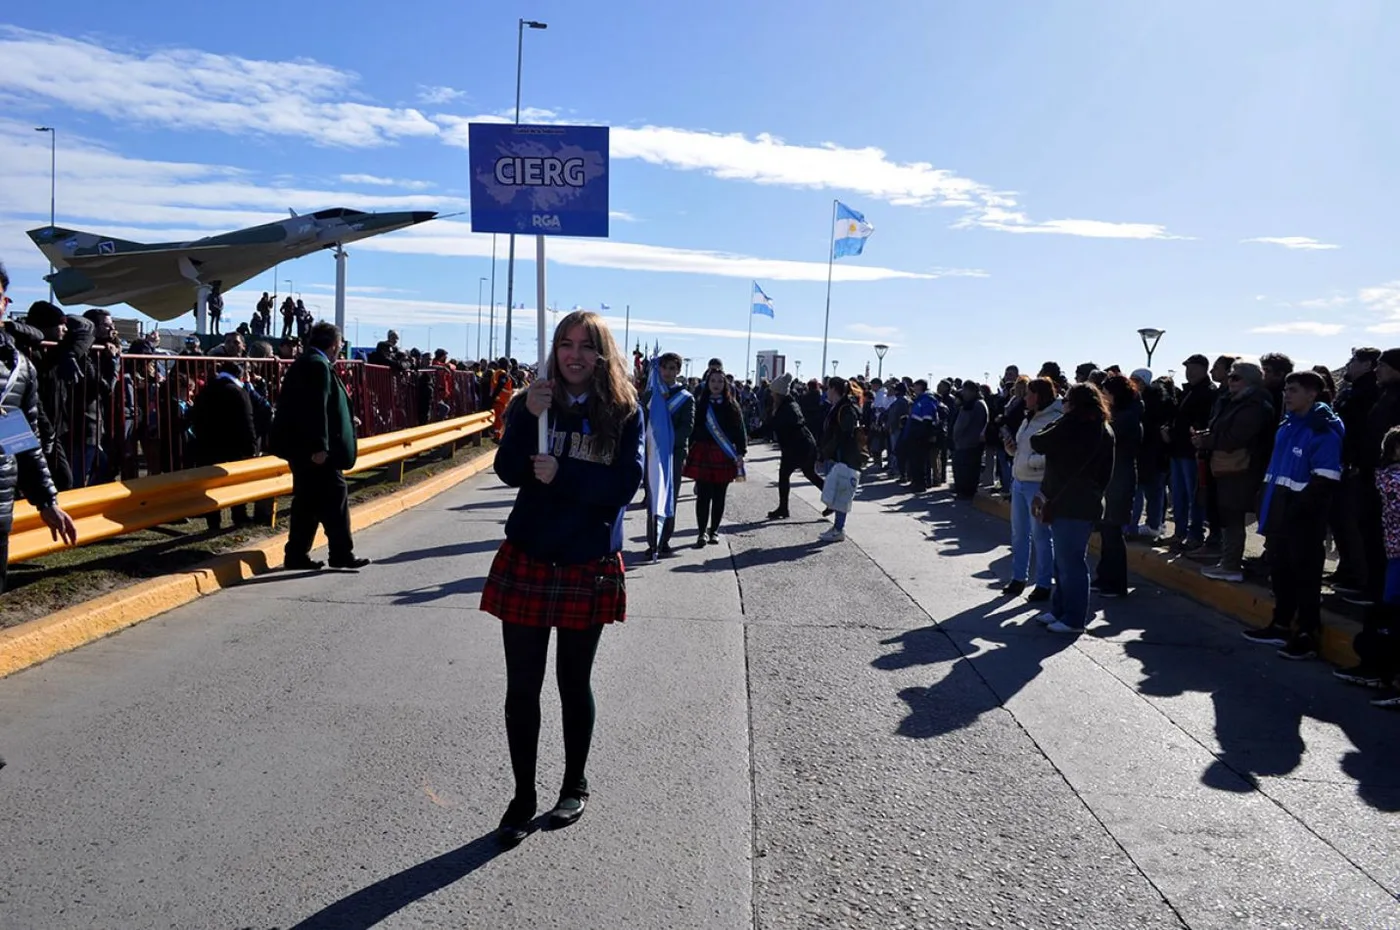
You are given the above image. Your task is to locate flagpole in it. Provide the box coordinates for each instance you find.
[745,284,754,383]
[624,303,630,355]
[821,198,836,379]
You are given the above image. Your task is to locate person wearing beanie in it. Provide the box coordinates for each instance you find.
[762,371,823,519]
[1131,368,1153,386]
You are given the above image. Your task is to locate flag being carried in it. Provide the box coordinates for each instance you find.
[645,352,676,524]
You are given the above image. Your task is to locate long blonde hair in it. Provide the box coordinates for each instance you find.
[545,310,638,441]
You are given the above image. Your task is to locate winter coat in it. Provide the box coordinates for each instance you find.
[798,392,827,449]
[1167,378,1215,457]
[495,394,644,563]
[1336,371,1379,469]
[0,333,60,529]
[1362,381,1400,475]
[192,375,258,467]
[1029,414,1115,523]
[1201,386,1274,512]
[952,398,989,451]
[1137,382,1171,478]
[1012,399,1062,483]
[819,396,863,470]
[271,349,358,470]
[690,394,748,458]
[765,395,816,461]
[1377,465,1400,560]
[1258,403,1344,538]
[1104,398,1142,525]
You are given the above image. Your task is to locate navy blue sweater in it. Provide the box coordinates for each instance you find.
[495,397,645,563]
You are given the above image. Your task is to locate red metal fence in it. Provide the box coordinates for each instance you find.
[38,353,482,491]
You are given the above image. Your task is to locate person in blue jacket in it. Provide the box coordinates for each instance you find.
[902,380,942,492]
[1243,370,1344,660]
[481,309,644,844]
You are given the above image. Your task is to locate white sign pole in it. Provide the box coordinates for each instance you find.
[536,234,550,454]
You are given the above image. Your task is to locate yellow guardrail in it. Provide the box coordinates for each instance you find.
[8,411,494,564]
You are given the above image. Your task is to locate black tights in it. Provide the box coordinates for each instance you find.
[501,622,604,801]
[694,480,730,535]
[777,453,823,512]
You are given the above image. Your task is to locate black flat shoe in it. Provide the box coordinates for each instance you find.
[694,537,708,549]
[642,548,656,560]
[497,794,537,846]
[767,508,789,520]
[547,794,587,828]
[658,544,674,557]
[1026,586,1052,603]
[1002,580,1026,596]
[283,556,324,571]
[706,532,721,545]
[328,556,371,570]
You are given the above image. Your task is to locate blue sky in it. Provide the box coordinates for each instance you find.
[1,1,1398,381]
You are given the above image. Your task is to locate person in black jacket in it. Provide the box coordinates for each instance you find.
[763,372,823,519]
[192,360,258,530]
[23,301,94,492]
[1095,375,1142,598]
[1030,382,1115,633]
[270,322,366,571]
[0,261,78,598]
[1330,347,1381,594]
[683,369,746,546]
[481,309,643,843]
[1164,354,1215,549]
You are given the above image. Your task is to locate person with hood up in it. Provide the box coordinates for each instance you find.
[1003,377,1061,601]
[763,372,823,519]
[1241,370,1344,660]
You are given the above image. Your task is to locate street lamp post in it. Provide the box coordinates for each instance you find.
[34,127,55,302]
[795,360,802,379]
[502,18,548,361]
[683,357,692,378]
[476,276,487,359]
[874,343,889,379]
[1138,327,1165,368]
[832,360,839,377]
[285,279,294,299]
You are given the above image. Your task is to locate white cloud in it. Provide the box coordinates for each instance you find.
[0,27,439,147]
[1250,321,1346,336]
[338,173,435,191]
[1360,281,1400,318]
[609,210,640,222]
[0,28,1180,241]
[1366,322,1400,335]
[846,323,901,339]
[1242,236,1340,251]
[417,85,467,105]
[1295,295,1352,310]
[357,219,983,282]
[305,283,417,295]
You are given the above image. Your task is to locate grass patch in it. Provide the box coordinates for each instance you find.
[0,442,492,630]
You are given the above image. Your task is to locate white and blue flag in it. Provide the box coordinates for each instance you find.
[600,302,611,310]
[645,353,676,521]
[833,201,874,259]
[752,282,774,318]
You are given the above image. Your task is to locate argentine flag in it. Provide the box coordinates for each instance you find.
[644,354,676,521]
[833,201,874,259]
[600,302,611,310]
[752,282,775,318]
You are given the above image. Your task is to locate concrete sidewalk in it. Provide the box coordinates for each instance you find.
[0,447,1395,928]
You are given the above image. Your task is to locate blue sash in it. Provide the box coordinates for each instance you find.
[705,402,740,462]
[666,387,691,415]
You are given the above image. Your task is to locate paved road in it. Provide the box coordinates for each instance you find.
[2,448,1397,929]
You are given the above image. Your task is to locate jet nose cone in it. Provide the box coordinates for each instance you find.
[411,211,437,224]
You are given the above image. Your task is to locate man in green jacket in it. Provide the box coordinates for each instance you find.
[272,322,367,571]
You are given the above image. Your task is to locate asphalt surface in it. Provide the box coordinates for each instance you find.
[2,446,1398,929]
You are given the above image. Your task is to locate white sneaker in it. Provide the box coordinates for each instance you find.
[1034,611,1058,625]
[1045,620,1085,634]
[1201,565,1244,583]
[819,527,846,543]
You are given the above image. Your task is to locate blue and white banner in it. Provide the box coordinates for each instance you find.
[752,282,774,318]
[467,123,610,238]
[833,201,874,259]
[645,355,676,520]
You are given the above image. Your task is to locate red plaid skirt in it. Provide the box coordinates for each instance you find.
[481,540,626,629]
[683,439,740,484]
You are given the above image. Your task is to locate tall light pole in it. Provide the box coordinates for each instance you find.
[1138,327,1165,368]
[502,17,548,361]
[476,276,487,359]
[795,360,802,379]
[285,279,294,299]
[874,343,889,380]
[683,357,692,378]
[34,127,56,302]
[832,360,839,377]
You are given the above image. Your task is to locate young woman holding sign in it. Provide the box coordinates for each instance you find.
[481,310,644,845]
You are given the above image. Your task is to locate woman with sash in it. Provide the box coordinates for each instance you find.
[683,369,747,547]
[481,310,644,844]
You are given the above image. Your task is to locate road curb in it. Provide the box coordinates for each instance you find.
[0,451,497,679]
[971,494,1361,666]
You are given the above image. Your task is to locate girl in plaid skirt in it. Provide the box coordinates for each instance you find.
[481,310,644,844]
[683,369,747,546]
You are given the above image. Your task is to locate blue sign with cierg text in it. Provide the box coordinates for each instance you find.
[468,123,610,238]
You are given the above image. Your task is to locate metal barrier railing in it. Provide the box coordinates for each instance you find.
[34,352,482,490]
[7,411,494,564]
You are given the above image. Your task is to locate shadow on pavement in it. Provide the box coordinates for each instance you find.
[873,600,1076,739]
[287,831,507,929]
[390,576,487,605]
[374,539,501,565]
